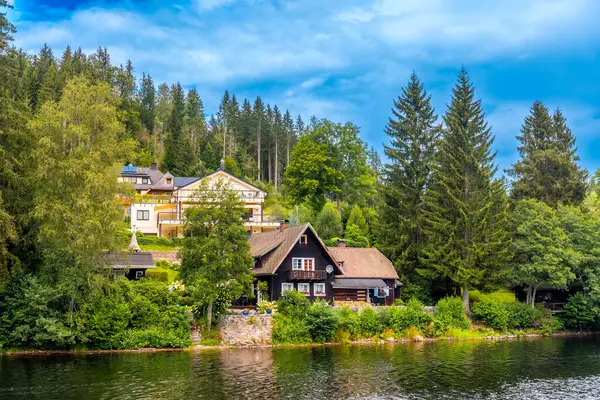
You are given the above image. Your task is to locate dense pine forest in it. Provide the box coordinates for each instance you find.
[2,1,600,350]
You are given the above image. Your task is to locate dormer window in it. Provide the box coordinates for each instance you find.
[299,235,308,245]
[166,178,172,184]
[142,178,149,184]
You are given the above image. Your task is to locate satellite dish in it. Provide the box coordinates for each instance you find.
[326,265,334,274]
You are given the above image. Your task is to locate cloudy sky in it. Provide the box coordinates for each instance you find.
[8,0,600,175]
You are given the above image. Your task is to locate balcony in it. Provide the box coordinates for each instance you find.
[176,189,266,204]
[242,214,283,228]
[287,270,327,281]
[157,211,183,226]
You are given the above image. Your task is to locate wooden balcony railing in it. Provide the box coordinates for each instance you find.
[287,270,327,281]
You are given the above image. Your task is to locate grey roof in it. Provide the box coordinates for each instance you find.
[103,251,155,269]
[174,177,200,188]
[121,164,175,192]
[331,278,388,289]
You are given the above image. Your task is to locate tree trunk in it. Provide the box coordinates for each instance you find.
[207,298,214,331]
[274,135,279,191]
[526,286,532,307]
[462,284,471,316]
[257,120,261,181]
[222,126,227,159]
[268,147,272,184]
[531,286,538,308]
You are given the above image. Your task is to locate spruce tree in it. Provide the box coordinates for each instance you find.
[162,82,194,175]
[139,73,156,135]
[422,69,511,313]
[379,73,441,284]
[508,102,587,206]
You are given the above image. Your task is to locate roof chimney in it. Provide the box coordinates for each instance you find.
[279,220,289,232]
[129,231,141,252]
[338,239,346,248]
[220,159,225,170]
[150,162,158,170]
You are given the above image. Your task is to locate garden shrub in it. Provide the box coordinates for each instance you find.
[533,305,562,335]
[505,301,536,329]
[306,301,339,342]
[120,327,190,348]
[272,314,311,344]
[359,307,383,337]
[277,290,310,318]
[85,297,131,349]
[377,306,394,328]
[389,299,433,332]
[336,307,360,339]
[436,296,470,330]
[471,299,509,331]
[130,295,161,329]
[146,269,169,282]
[562,293,599,331]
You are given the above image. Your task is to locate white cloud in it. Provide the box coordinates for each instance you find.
[195,0,236,10]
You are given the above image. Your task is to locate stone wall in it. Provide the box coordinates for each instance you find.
[218,315,273,346]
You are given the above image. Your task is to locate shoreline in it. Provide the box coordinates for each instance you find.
[1,331,595,356]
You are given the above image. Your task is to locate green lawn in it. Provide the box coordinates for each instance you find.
[153,267,180,284]
[139,244,180,251]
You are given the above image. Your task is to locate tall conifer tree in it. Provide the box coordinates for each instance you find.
[422,69,511,313]
[508,102,587,206]
[379,73,441,285]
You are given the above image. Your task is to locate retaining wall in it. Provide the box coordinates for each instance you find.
[218,314,273,345]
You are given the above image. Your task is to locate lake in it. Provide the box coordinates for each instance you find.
[2,337,600,399]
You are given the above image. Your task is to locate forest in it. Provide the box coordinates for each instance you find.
[2,1,600,350]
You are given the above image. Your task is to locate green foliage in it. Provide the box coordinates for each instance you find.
[359,307,383,337]
[510,199,577,305]
[508,101,587,207]
[257,281,269,301]
[306,301,339,343]
[314,202,343,240]
[180,179,254,329]
[562,293,599,331]
[505,302,537,329]
[389,299,433,332]
[533,305,562,335]
[379,73,441,285]
[272,314,311,345]
[469,290,515,304]
[400,283,434,306]
[422,69,511,313]
[335,307,360,339]
[256,300,277,314]
[436,297,470,330]
[146,269,168,282]
[277,290,310,318]
[471,300,509,331]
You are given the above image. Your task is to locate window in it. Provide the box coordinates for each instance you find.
[292,258,315,271]
[298,283,310,296]
[114,269,126,278]
[142,177,149,184]
[299,235,308,245]
[135,271,144,279]
[282,283,294,294]
[166,178,172,184]
[314,283,326,297]
[137,210,150,221]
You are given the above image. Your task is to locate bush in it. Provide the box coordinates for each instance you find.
[120,327,191,348]
[146,269,169,282]
[306,301,339,342]
[359,307,383,337]
[436,297,470,330]
[472,299,509,331]
[377,306,394,328]
[272,314,311,344]
[400,283,433,305]
[389,299,433,332]
[469,290,515,304]
[277,290,310,318]
[562,293,599,331]
[534,305,562,335]
[336,307,360,339]
[505,301,536,329]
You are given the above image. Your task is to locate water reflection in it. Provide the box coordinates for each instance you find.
[2,337,600,399]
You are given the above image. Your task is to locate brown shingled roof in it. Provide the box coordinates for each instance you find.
[248,223,339,276]
[327,247,398,279]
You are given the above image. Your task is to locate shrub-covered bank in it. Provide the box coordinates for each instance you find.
[0,276,191,351]
[269,292,566,345]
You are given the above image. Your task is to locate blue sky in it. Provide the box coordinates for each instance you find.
[9,0,600,175]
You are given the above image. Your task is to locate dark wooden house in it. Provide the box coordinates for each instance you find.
[249,222,399,305]
[102,231,156,280]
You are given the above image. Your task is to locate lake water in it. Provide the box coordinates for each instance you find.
[2,337,600,399]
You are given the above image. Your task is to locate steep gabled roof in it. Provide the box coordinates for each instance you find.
[327,247,398,279]
[103,251,155,269]
[178,169,266,193]
[248,223,340,275]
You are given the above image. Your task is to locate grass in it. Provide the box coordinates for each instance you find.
[139,244,179,251]
[469,289,515,303]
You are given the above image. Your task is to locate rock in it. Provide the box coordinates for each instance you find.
[217,315,272,346]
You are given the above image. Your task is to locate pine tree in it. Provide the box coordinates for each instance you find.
[253,97,265,180]
[508,102,587,206]
[162,82,192,175]
[379,73,441,284]
[139,73,156,135]
[115,60,141,140]
[185,88,206,160]
[422,69,511,313]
